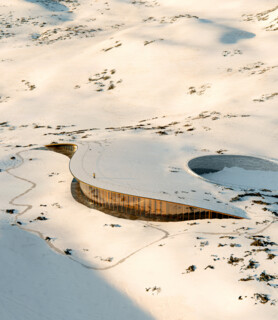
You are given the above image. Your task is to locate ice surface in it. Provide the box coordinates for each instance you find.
[203,167,278,189]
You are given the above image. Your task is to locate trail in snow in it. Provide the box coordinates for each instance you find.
[6,149,277,272]
[5,149,169,270]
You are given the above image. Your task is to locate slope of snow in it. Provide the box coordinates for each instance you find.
[0,0,278,319]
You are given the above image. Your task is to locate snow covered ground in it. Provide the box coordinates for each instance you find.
[202,166,278,190]
[0,0,278,319]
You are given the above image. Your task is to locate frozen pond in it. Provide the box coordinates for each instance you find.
[188,155,278,190]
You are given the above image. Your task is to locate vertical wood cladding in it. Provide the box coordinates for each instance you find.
[79,182,240,221]
[46,143,242,221]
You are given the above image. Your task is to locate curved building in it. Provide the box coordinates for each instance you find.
[46,138,246,221]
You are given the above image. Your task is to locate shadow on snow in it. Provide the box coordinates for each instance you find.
[24,0,69,12]
[0,216,154,320]
[199,18,255,44]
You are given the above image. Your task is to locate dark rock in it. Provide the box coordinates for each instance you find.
[156,131,168,135]
[6,209,15,214]
[267,253,276,260]
[186,265,196,273]
[108,83,115,90]
[218,243,227,247]
[35,216,48,221]
[64,249,72,255]
[204,265,214,270]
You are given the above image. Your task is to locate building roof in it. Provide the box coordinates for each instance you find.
[69,136,247,218]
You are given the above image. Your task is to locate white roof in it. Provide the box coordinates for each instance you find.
[69,136,247,218]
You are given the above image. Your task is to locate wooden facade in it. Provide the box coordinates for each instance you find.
[46,143,243,221]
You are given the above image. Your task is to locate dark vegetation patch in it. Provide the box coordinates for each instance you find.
[258,271,276,282]
[185,265,196,273]
[253,293,269,304]
[143,13,198,24]
[245,259,258,269]
[87,69,121,92]
[267,253,276,260]
[104,224,121,228]
[249,236,277,247]
[145,286,161,294]
[239,276,254,281]
[227,255,243,265]
[253,92,278,102]
[242,5,278,31]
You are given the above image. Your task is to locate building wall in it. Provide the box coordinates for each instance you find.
[46,143,77,158]
[79,180,239,221]
[46,143,242,221]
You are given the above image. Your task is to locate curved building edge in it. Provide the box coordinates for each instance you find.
[45,143,244,221]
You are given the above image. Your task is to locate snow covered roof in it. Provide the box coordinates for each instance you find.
[67,137,247,218]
